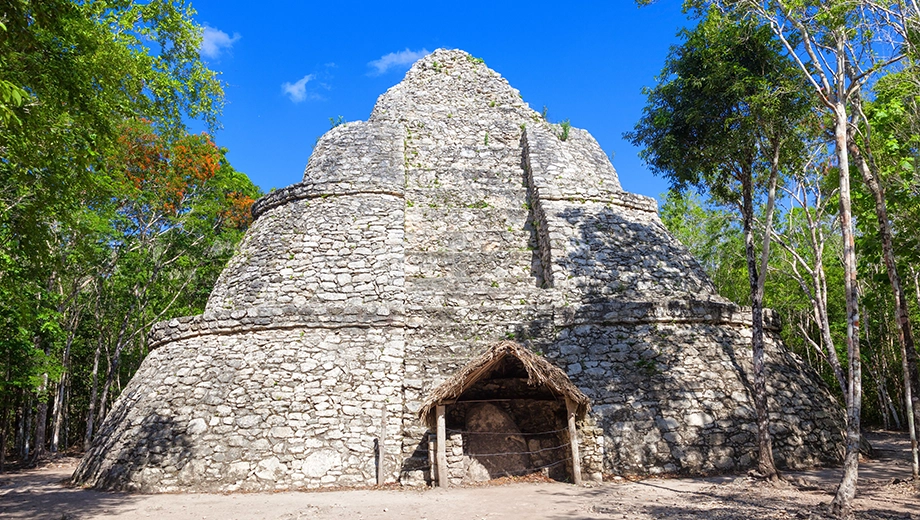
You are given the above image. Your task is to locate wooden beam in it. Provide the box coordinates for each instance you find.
[377,405,387,485]
[436,404,448,488]
[566,398,583,486]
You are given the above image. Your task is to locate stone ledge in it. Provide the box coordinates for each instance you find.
[149,305,406,349]
[251,181,404,219]
[536,190,658,213]
[555,298,781,330]
[522,125,658,214]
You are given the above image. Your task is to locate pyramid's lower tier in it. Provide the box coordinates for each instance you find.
[73,101,844,491]
[72,299,843,492]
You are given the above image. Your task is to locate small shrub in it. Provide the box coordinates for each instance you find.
[558,119,571,141]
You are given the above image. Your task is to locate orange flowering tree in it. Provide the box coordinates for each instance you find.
[75,119,260,445]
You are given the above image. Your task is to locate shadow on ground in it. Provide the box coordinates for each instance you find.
[0,459,138,520]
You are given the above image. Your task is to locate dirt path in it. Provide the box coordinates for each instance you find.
[2,431,917,519]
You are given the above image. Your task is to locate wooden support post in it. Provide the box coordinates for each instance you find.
[566,398,583,486]
[377,405,387,485]
[436,404,448,488]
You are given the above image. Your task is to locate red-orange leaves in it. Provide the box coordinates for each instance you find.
[111,120,221,219]
[222,192,255,229]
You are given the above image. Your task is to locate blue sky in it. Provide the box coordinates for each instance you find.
[189,1,695,203]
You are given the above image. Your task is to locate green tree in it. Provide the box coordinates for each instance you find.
[78,120,259,449]
[853,70,920,476]
[673,2,914,513]
[627,9,812,480]
[0,0,226,463]
[770,162,848,398]
[660,191,749,303]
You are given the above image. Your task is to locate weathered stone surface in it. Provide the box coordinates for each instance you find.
[464,404,530,479]
[74,48,844,493]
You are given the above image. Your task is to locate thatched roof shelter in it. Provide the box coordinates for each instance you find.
[418,341,590,430]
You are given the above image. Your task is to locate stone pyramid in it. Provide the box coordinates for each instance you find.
[74,49,843,492]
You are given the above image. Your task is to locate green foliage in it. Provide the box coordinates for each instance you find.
[0,0,249,458]
[329,115,346,129]
[660,191,749,303]
[557,119,571,141]
[625,8,811,203]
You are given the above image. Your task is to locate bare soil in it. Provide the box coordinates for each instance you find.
[2,431,917,519]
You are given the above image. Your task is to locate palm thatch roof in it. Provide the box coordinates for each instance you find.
[418,341,590,429]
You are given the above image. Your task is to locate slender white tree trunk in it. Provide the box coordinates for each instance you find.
[831,97,861,520]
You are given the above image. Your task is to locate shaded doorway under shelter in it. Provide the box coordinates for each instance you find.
[418,341,589,487]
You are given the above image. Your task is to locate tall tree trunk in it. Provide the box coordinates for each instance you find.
[50,372,66,454]
[741,169,778,480]
[31,379,48,463]
[871,357,890,430]
[850,143,920,479]
[0,398,8,472]
[831,97,862,520]
[50,330,75,454]
[30,330,49,464]
[14,391,23,459]
[880,329,902,430]
[774,173,846,398]
[21,393,32,461]
[83,334,103,451]
[815,266,847,398]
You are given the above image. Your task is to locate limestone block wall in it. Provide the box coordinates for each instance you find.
[301,121,405,187]
[205,194,405,314]
[367,51,559,480]
[524,126,623,198]
[547,308,843,475]
[523,125,717,301]
[207,120,406,314]
[73,326,406,492]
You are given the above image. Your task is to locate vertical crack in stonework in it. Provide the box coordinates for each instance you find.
[521,130,554,289]
[75,48,845,493]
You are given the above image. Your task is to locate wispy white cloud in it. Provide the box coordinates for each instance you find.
[281,74,316,103]
[368,48,430,76]
[201,25,241,59]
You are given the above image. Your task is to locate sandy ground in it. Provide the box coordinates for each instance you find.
[1,431,918,520]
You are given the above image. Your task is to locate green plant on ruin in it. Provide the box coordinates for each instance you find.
[635,358,661,377]
[329,115,346,129]
[557,119,571,141]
